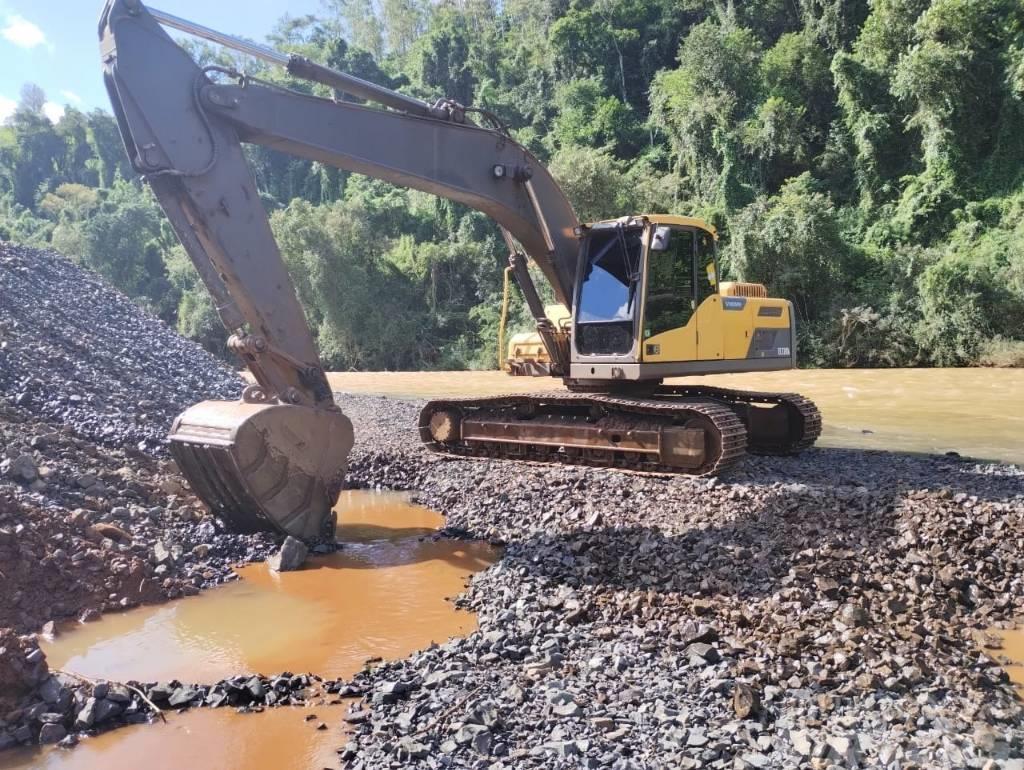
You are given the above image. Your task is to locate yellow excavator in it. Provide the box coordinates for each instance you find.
[98,0,820,539]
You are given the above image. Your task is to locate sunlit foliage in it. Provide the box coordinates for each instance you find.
[1,0,1022,367]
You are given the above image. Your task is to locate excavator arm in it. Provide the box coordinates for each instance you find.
[98,0,580,537]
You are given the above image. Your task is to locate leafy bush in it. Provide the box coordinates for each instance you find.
[806,306,920,368]
[978,339,1024,367]
[548,146,631,223]
[727,173,855,322]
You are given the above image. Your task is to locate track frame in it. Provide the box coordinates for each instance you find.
[419,386,821,477]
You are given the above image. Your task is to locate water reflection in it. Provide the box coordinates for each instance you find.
[42,491,496,683]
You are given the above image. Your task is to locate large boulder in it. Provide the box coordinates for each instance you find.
[1,455,37,483]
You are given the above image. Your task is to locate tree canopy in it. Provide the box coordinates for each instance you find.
[2,0,1022,368]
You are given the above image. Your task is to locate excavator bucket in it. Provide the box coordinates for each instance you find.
[167,400,354,539]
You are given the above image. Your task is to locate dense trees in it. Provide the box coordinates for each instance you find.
[1,0,1022,368]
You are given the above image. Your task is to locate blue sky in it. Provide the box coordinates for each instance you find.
[0,0,321,122]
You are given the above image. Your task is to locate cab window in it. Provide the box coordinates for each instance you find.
[644,227,695,339]
[576,225,643,355]
[697,229,718,302]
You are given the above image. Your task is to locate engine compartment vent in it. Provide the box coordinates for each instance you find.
[720,281,768,298]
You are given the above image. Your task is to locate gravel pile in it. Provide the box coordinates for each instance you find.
[0,242,241,453]
[0,243,277,750]
[0,398,286,749]
[338,394,1024,769]
[0,405,277,628]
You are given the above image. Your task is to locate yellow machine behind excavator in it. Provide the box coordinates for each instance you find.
[499,278,569,376]
[99,1,820,540]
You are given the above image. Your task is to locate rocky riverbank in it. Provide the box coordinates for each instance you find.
[339,394,1024,769]
[3,242,1023,767]
[0,637,360,753]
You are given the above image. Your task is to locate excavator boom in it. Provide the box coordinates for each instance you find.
[98,0,580,537]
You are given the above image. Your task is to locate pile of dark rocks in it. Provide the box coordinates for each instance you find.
[0,634,356,749]
[337,394,1024,769]
[0,242,240,453]
[0,243,268,629]
[0,243,284,751]
[0,405,276,635]
[0,636,156,751]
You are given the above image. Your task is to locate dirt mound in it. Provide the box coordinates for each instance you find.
[0,243,271,636]
[0,406,275,634]
[0,243,281,751]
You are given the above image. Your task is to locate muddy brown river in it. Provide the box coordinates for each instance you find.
[327,367,1024,466]
[0,492,497,770]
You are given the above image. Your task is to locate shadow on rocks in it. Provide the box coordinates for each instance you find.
[510,448,1024,628]
[511,491,899,603]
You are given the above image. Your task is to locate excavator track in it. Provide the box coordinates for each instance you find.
[655,385,821,455]
[419,392,748,476]
[419,387,820,477]
[98,0,822,537]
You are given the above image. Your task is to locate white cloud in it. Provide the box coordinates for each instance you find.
[2,14,46,49]
[0,95,16,123]
[60,90,82,105]
[42,101,64,123]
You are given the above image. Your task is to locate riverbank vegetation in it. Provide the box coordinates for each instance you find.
[1,0,1022,368]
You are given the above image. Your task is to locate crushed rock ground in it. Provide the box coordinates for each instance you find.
[1,242,1023,768]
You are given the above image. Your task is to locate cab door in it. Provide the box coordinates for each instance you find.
[641,226,697,363]
[695,229,725,361]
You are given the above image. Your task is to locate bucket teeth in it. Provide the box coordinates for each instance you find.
[167,400,354,539]
[169,442,273,533]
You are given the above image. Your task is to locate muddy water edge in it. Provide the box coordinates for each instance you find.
[990,628,1024,691]
[0,491,497,770]
[327,367,1024,466]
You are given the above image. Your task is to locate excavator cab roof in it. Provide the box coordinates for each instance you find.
[585,215,718,239]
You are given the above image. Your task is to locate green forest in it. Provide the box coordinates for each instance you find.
[2,0,1023,369]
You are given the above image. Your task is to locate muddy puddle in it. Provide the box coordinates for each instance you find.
[0,491,497,770]
[327,368,1024,466]
[0,707,345,770]
[991,627,1024,690]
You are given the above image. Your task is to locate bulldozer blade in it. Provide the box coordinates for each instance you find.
[167,400,354,539]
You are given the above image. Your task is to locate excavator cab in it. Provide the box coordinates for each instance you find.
[566,215,797,384]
